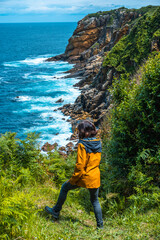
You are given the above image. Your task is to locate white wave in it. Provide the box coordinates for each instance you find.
[40,110,70,120]
[32,96,58,103]
[0,80,9,84]
[24,111,71,132]
[3,55,55,68]
[21,57,46,65]
[3,55,75,70]
[0,77,9,84]
[24,74,54,81]
[14,96,32,102]
[14,95,63,104]
[30,105,57,112]
[23,73,71,81]
[3,63,20,67]
[23,73,31,79]
[35,75,53,80]
[12,92,80,107]
[19,57,70,67]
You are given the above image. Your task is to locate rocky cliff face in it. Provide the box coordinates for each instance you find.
[47,6,159,127]
[48,8,139,83]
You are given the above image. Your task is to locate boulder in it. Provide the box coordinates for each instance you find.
[41,142,57,152]
[59,146,66,151]
[66,142,74,148]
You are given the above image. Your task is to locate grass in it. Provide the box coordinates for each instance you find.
[17,181,160,240]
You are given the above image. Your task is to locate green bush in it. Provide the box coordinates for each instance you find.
[101,52,160,209]
[45,150,76,187]
[0,130,76,239]
[0,132,46,182]
[0,132,46,239]
[0,182,37,239]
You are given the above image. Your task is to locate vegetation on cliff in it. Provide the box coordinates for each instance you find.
[103,7,160,74]
[85,5,158,19]
[100,7,160,209]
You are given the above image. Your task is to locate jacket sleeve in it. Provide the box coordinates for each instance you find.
[69,143,87,185]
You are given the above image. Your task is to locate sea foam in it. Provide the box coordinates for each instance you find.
[14,96,32,102]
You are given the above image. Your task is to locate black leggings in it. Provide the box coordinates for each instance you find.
[54,181,103,228]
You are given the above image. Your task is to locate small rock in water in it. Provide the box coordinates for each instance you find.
[55,98,64,103]
[49,117,55,120]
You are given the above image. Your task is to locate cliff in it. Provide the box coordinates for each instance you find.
[47,6,160,127]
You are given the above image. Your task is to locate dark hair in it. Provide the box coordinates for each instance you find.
[77,120,97,139]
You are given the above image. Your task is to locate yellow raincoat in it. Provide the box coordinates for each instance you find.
[69,138,102,188]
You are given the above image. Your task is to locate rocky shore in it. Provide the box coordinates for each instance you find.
[42,6,159,154]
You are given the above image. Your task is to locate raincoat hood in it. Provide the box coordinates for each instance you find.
[78,137,102,153]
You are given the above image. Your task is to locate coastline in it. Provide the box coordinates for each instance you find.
[43,7,138,152]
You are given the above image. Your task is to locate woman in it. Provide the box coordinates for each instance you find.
[45,120,103,229]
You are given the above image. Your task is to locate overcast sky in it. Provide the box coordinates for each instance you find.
[0,0,159,23]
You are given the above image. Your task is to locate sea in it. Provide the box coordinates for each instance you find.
[0,22,80,147]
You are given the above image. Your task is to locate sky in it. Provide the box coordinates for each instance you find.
[0,0,159,23]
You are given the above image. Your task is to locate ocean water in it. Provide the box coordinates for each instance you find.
[0,22,79,146]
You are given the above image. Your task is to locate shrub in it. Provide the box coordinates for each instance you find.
[45,150,76,187]
[0,132,45,238]
[0,132,45,183]
[0,181,37,239]
[101,52,160,203]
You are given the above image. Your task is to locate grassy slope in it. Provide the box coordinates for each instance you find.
[19,181,160,240]
[0,134,159,239]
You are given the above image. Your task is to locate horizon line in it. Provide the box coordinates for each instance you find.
[0,21,77,24]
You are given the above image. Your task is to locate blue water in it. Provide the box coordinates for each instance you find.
[0,22,80,146]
